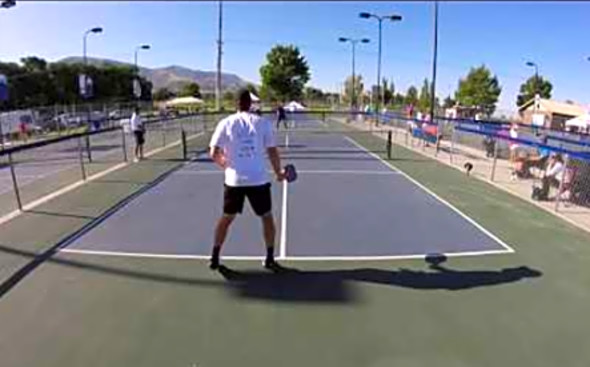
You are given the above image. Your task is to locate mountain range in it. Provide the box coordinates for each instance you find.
[57,57,250,94]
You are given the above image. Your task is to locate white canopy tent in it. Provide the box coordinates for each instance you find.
[285,101,306,112]
[565,114,590,131]
[164,96,204,107]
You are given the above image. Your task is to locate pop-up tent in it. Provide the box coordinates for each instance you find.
[165,96,204,107]
[565,114,590,131]
[285,101,306,111]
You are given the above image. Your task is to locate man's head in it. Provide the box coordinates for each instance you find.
[237,89,252,112]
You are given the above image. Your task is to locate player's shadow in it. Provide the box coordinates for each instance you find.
[218,255,542,303]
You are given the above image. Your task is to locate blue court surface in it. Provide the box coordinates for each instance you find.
[62,118,513,261]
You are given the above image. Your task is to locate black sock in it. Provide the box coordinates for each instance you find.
[266,246,274,261]
[211,246,221,260]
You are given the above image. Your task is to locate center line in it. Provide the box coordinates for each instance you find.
[279,132,289,259]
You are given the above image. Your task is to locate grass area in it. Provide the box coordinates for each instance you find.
[0,116,590,366]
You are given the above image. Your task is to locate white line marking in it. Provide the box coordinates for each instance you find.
[60,248,263,260]
[344,135,515,254]
[279,180,288,259]
[0,132,204,227]
[175,169,400,176]
[60,247,511,261]
[285,132,289,149]
[279,132,289,259]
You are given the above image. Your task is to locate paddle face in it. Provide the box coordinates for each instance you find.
[284,164,297,183]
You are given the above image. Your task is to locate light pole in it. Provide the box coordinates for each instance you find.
[359,11,402,125]
[525,61,539,98]
[338,37,370,111]
[133,45,150,104]
[216,0,223,112]
[82,27,102,162]
[134,44,151,74]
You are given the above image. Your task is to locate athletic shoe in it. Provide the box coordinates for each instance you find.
[209,256,220,270]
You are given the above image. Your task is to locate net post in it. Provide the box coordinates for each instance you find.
[85,134,92,163]
[181,129,187,161]
[434,119,441,157]
[555,154,570,212]
[490,134,499,181]
[77,136,87,181]
[387,130,392,160]
[8,152,22,211]
[121,127,128,162]
[449,123,455,164]
[162,123,167,147]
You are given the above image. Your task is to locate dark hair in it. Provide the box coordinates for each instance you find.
[237,89,251,111]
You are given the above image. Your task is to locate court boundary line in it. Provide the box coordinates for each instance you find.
[344,136,515,254]
[60,247,511,261]
[0,132,203,227]
[175,169,401,175]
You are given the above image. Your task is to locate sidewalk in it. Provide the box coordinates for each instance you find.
[345,117,590,234]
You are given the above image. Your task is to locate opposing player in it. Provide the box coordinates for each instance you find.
[209,89,286,271]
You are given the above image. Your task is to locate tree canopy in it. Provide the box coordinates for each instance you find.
[516,75,552,108]
[0,56,152,110]
[455,65,501,116]
[259,45,310,102]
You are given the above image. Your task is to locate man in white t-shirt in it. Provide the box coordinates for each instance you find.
[129,107,145,162]
[209,90,286,271]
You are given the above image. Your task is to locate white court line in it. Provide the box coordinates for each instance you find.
[175,169,400,176]
[279,179,288,259]
[344,136,515,254]
[279,132,289,259]
[0,132,203,227]
[60,247,511,261]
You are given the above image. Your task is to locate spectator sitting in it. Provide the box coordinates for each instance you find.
[538,154,564,200]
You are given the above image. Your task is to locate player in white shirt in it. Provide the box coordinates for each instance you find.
[129,107,145,162]
[209,90,286,271]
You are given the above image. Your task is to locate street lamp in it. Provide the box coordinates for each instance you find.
[83,27,103,67]
[338,37,370,111]
[1,0,16,9]
[525,61,540,108]
[134,44,151,73]
[359,11,402,125]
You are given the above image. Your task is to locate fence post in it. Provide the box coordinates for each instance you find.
[449,124,456,164]
[555,154,570,212]
[387,131,392,160]
[8,153,22,211]
[85,134,92,163]
[77,136,87,180]
[181,129,187,160]
[121,127,128,162]
[490,136,499,181]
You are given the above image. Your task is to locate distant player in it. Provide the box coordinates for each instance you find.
[209,89,286,271]
[130,107,145,162]
[276,104,287,129]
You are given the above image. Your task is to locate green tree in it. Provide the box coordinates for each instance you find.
[153,87,174,101]
[516,75,552,108]
[259,44,310,102]
[179,82,201,98]
[304,86,324,103]
[382,78,394,106]
[417,78,432,112]
[404,86,418,106]
[442,95,456,109]
[343,75,364,106]
[245,83,259,96]
[455,65,502,116]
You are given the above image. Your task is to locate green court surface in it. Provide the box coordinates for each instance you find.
[1,119,590,367]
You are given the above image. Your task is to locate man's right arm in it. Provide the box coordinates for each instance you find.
[209,120,228,169]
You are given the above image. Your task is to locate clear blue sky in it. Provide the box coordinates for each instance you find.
[1,1,589,112]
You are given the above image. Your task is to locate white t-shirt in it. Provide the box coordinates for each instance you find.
[209,111,276,187]
[130,112,143,132]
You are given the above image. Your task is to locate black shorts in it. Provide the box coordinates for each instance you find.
[134,130,145,145]
[223,183,272,216]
